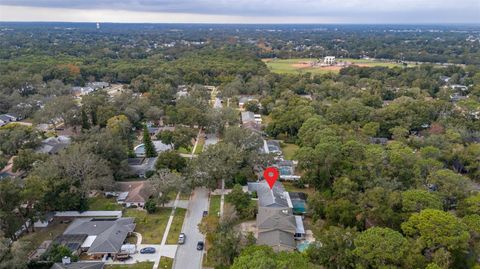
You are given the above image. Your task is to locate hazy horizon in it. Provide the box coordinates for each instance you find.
[0,0,479,24]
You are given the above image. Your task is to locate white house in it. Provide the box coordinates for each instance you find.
[324,56,336,65]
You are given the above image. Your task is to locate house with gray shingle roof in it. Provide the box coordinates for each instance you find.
[36,136,71,155]
[248,181,291,208]
[63,218,135,259]
[248,180,303,251]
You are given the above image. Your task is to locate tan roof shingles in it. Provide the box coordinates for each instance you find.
[116,181,153,204]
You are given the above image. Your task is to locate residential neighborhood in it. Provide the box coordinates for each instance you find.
[0,18,479,269]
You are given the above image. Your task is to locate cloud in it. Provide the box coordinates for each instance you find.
[0,0,478,23]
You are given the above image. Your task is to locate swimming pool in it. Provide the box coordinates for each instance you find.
[297,241,311,252]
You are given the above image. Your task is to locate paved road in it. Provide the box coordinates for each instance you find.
[172,187,209,269]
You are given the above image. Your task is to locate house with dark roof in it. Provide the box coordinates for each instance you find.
[248,180,304,251]
[241,111,256,124]
[0,114,18,124]
[264,140,282,155]
[256,207,297,252]
[36,136,72,155]
[241,111,263,134]
[62,218,135,259]
[52,234,88,255]
[127,157,157,178]
[248,180,292,208]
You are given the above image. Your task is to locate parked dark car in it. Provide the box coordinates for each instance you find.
[203,211,208,217]
[178,233,186,244]
[197,241,204,250]
[140,247,156,254]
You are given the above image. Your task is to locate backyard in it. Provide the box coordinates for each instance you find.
[19,221,69,253]
[283,181,315,196]
[280,142,299,160]
[88,195,123,211]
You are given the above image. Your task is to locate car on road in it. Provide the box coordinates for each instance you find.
[139,247,156,254]
[178,233,186,244]
[203,210,208,217]
[197,241,204,250]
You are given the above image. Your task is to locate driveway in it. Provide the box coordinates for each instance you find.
[105,244,177,267]
[173,187,209,269]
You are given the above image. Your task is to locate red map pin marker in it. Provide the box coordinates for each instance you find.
[263,167,279,190]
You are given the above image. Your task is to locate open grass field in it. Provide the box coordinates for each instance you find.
[105,262,154,269]
[166,208,187,244]
[263,58,404,75]
[124,208,171,244]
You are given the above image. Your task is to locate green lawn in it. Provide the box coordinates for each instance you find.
[280,142,299,160]
[166,208,187,244]
[124,209,171,244]
[264,58,405,75]
[105,262,154,269]
[194,136,205,154]
[19,221,69,253]
[88,196,123,211]
[209,195,221,217]
[282,181,315,196]
[177,147,191,154]
[179,191,191,200]
[159,257,173,269]
[166,191,191,203]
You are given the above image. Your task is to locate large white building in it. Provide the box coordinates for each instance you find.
[324,56,336,65]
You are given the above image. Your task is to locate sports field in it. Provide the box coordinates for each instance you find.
[263,58,404,75]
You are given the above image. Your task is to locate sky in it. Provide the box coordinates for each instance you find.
[0,0,479,24]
